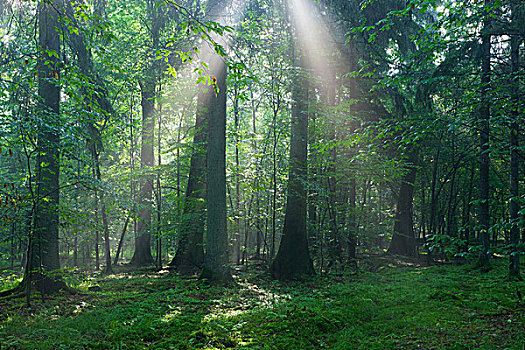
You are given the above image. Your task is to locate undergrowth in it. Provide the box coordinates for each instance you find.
[0,259,523,349]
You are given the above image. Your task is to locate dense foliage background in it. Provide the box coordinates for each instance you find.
[0,0,523,301]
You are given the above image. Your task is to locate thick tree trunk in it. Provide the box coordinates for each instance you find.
[130,0,164,266]
[130,80,155,266]
[156,107,163,269]
[193,0,231,283]
[169,99,206,273]
[478,1,492,268]
[509,3,521,279]
[388,153,417,257]
[201,57,231,283]
[271,55,314,280]
[347,176,357,263]
[24,0,66,296]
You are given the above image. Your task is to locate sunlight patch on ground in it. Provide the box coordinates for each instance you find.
[0,273,22,291]
[203,279,290,322]
[73,301,90,314]
[161,306,182,323]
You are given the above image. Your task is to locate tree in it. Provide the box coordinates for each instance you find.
[271,52,314,280]
[24,0,67,295]
[477,0,492,268]
[169,93,206,274]
[388,152,418,257]
[200,0,232,283]
[92,144,113,274]
[130,0,165,266]
[64,0,114,274]
[508,0,522,279]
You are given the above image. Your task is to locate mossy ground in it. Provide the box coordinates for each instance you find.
[0,257,524,349]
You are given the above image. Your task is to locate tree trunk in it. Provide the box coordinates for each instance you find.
[478,1,492,268]
[94,182,100,270]
[130,0,164,266]
[92,147,112,274]
[114,214,130,266]
[193,0,231,283]
[388,152,417,257]
[233,79,242,265]
[347,176,357,264]
[201,49,231,283]
[323,74,341,265]
[461,164,475,249]
[271,54,314,280]
[130,79,155,266]
[509,2,521,279]
[429,145,441,237]
[446,135,458,238]
[24,0,66,295]
[271,105,279,260]
[156,105,163,269]
[170,94,207,274]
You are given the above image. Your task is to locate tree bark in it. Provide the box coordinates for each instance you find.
[478,0,492,268]
[169,98,206,273]
[130,79,155,266]
[92,147,112,274]
[509,1,521,279]
[388,152,417,257]
[24,0,66,295]
[94,181,100,270]
[198,0,231,283]
[347,175,357,264]
[130,0,164,266]
[156,104,163,269]
[114,214,130,265]
[271,54,314,280]
[201,50,231,283]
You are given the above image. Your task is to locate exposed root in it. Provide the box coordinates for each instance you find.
[0,283,25,299]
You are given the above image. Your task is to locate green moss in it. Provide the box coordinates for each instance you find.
[0,259,523,349]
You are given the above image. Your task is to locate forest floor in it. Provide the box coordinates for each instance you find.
[0,256,524,349]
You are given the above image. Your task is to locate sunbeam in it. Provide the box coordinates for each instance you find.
[287,0,341,96]
[169,0,248,87]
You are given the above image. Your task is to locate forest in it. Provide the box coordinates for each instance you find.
[0,0,524,348]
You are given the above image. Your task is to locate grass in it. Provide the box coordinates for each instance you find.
[0,258,524,349]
